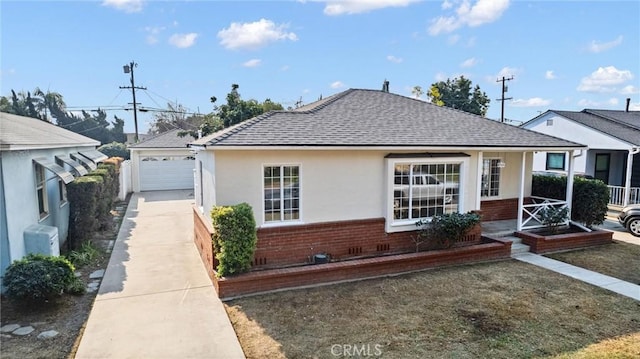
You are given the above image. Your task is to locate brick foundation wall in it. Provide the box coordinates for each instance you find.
[215,240,511,299]
[515,228,613,254]
[480,198,532,221]
[254,218,482,269]
[193,207,215,282]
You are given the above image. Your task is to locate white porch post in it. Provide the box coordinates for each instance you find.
[566,150,575,219]
[517,151,526,231]
[624,149,635,207]
[476,151,483,210]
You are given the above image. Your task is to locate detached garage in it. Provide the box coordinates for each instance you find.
[129,129,195,192]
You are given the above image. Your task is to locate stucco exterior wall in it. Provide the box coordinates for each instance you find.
[199,149,533,230]
[0,145,96,278]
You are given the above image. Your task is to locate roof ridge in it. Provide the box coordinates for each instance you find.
[292,89,355,114]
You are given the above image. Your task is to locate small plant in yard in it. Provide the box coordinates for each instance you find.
[2,254,76,303]
[66,276,87,295]
[416,211,481,250]
[539,206,569,234]
[66,241,101,267]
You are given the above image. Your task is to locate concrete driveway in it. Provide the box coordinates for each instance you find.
[600,217,640,246]
[75,190,245,359]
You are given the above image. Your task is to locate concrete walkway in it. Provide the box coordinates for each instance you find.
[75,190,245,359]
[514,253,640,301]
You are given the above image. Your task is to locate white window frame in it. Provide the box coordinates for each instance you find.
[481,158,501,198]
[262,164,302,226]
[386,156,469,233]
[546,152,566,170]
[58,178,68,206]
[35,164,49,220]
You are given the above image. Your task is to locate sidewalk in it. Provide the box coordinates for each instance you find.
[75,190,245,359]
[514,253,640,301]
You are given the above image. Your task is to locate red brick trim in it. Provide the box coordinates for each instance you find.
[515,228,613,254]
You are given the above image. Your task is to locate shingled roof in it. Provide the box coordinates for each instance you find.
[0,112,99,151]
[193,89,583,149]
[549,109,640,146]
[129,128,194,149]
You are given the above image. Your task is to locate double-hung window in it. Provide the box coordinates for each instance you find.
[546,153,565,170]
[264,165,300,223]
[481,159,501,197]
[35,164,49,219]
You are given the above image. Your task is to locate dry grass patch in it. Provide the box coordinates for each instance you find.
[546,240,640,285]
[549,332,640,359]
[225,260,640,359]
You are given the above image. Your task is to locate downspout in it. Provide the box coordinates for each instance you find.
[624,147,640,207]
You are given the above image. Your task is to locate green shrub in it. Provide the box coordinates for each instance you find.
[86,169,113,231]
[416,212,481,250]
[2,254,76,302]
[211,203,257,277]
[572,177,609,228]
[67,176,103,249]
[66,276,86,296]
[539,206,569,234]
[98,142,130,160]
[532,175,609,228]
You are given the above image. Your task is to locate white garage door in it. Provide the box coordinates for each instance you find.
[139,156,195,191]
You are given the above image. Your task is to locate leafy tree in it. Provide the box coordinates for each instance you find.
[426,76,490,116]
[147,102,205,135]
[411,85,424,99]
[0,90,45,119]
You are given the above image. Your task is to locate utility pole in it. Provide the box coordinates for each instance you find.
[120,61,146,142]
[496,76,514,123]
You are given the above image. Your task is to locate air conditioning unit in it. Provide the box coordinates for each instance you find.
[23,224,60,256]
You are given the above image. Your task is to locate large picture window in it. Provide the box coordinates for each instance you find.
[481,159,501,197]
[264,165,300,223]
[392,162,460,221]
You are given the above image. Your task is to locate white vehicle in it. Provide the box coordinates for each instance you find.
[394,174,453,203]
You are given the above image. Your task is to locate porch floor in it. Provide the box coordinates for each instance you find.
[482,219,518,237]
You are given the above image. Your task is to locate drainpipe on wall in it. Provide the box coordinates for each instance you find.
[624,147,640,206]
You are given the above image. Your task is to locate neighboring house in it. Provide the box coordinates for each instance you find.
[0,112,107,279]
[191,88,584,264]
[521,106,640,206]
[124,132,151,145]
[129,128,195,192]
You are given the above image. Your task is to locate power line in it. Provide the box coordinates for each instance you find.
[119,61,146,143]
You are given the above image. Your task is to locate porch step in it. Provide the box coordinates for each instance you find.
[501,235,530,256]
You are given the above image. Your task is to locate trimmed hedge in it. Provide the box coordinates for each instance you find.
[85,167,116,231]
[211,203,257,277]
[67,176,103,249]
[2,254,76,303]
[532,175,609,228]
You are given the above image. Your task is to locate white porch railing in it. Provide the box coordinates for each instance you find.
[607,185,640,207]
[520,196,569,231]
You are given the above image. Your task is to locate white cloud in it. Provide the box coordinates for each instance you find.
[387,55,403,63]
[243,59,262,68]
[441,0,454,10]
[577,98,624,108]
[545,70,556,80]
[218,19,298,50]
[144,26,165,45]
[330,81,345,89]
[447,34,460,45]
[620,85,639,95]
[102,0,144,13]
[511,97,551,107]
[460,57,477,68]
[607,98,619,106]
[630,102,640,111]
[587,35,623,53]
[428,0,510,36]
[434,72,447,82]
[495,66,519,79]
[577,66,634,93]
[168,33,198,48]
[323,0,419,15]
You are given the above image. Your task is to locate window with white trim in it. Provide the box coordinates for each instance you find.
[35,164,48,218]
[546,153,565,170]
[481,159,501,197]
[264,165,300,222]
[58,179,68,205]
[392,162,460,221]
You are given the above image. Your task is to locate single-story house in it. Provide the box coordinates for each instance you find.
[129,129,196,192]
[0,112,107,279]
[521,105,640,206]
[190,88,585,268]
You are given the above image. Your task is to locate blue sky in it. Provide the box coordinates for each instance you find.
[2,0,639,134]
